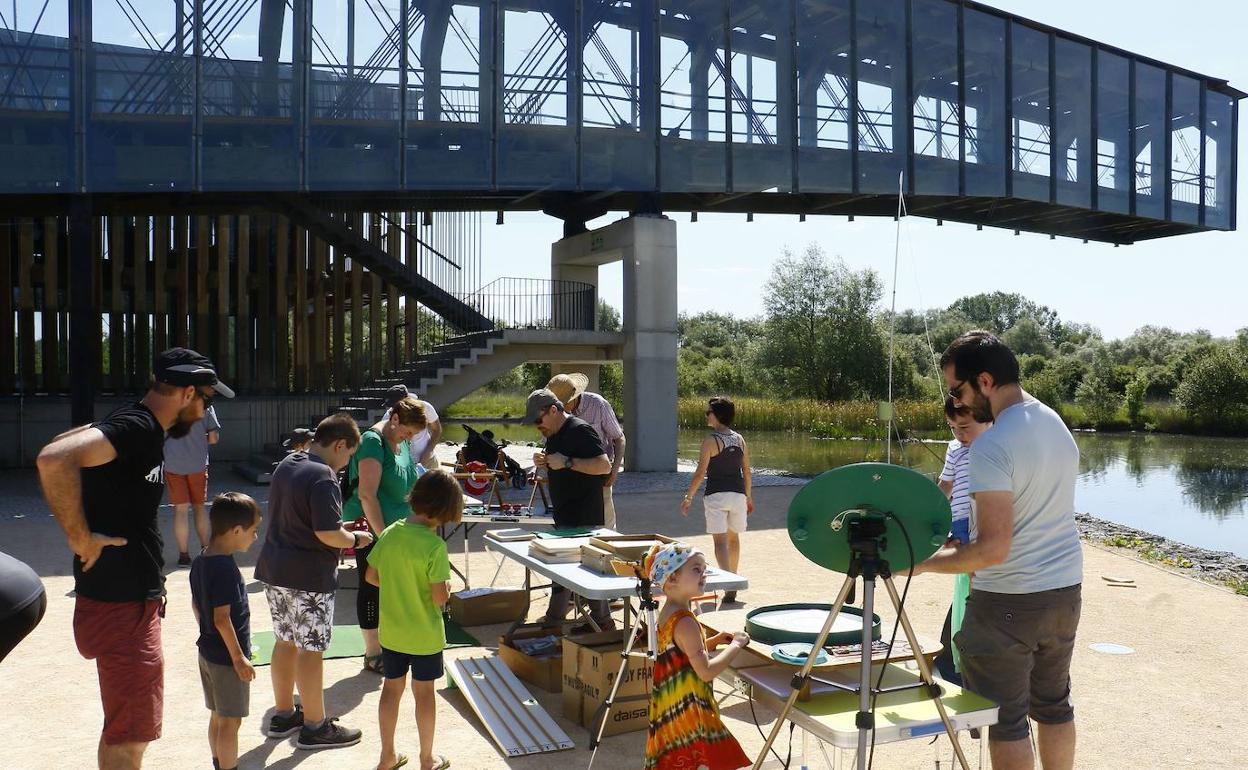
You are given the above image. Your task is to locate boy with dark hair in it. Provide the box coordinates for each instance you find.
[256,412,373,750]
[366,469,465,770]
[190,492,261,770]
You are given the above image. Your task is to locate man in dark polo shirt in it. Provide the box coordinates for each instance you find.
[524,389,614,633]
[36,348,233,769]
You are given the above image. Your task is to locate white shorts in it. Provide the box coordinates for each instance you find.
[703,492,748,535]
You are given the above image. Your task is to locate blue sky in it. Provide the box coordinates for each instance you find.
[478,0,1248,341]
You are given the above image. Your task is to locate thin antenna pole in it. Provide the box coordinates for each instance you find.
[887,171,904,464]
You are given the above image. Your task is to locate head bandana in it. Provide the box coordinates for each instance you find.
[647,542,696,588]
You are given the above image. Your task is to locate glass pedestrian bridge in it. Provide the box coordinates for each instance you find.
[0,0,1239,243]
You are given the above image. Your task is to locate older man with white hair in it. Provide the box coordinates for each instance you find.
[545,373,625,529]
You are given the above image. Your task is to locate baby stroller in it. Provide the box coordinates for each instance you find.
[458,424,527,490]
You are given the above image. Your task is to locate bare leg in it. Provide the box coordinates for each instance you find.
[208,711,219,766]
[173,503,190,554]
[377,676,406,770]
[192,502,210,549]
[214,716,242,769]
[1036,721,1076,770]
[294,648,326,724]
[413,679,438,770]
[363,628,382,658]
[270,640,298,714]
[711,532,731,573]
[98,738,147,770]
[725,530,741,574]
[988,735,1036,770]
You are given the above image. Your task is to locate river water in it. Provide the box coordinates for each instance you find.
[443,423,1248,558]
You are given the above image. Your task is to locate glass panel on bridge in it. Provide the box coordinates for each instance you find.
[1134,62,1167,219]
[660,0,729,192]
[1011,24,1051,202]
[0,0,71,191]
[201,0,298,190]
[89,0,192,191]
[728,0,792,194]
[1169,73,1202,225]
[1096,50,1131,214]
[581,0,655,191]
[795,0,852,194]
[499,6,575,188]
[1205,90,1235,230]
[1054,37,1092,209]
[855,0,908,193]
[962,6,1006,198]
[911,0,960,196]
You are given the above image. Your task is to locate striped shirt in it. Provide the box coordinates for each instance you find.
[940,439,972,524]
[571,391,624,462]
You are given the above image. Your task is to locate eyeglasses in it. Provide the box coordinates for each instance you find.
[947,380,967,400]
[196,389,215,407]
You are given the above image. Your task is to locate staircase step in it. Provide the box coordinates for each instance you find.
[233,459,275,485]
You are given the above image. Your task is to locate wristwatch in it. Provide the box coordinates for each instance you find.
[352,531,363,548]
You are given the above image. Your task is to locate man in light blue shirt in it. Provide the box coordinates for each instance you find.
[914,330,1082,770]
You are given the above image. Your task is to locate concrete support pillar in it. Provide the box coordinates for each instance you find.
[551,215,677,471]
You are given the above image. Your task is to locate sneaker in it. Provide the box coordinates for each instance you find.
[265,705,304,738]
[296,717,363,751]
[177,552,191,567]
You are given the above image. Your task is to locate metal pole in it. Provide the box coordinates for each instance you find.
[855,576,875,770]
[70,196,97,425]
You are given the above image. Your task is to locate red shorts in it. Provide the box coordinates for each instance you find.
[73,596,164,745]
[166,469,208,505]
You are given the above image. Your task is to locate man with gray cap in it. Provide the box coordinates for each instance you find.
[525,389,615,632]
[37,347,233,769]
[545,373,625,528]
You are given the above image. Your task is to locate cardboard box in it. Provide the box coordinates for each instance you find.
[561,630,654,735]
[588,534,677,563]
[448,587,529,627]
[498,625,563,693]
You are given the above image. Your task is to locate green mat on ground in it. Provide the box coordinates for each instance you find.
[249,621,479,666]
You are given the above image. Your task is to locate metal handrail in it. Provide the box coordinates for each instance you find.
[459,277,596,332]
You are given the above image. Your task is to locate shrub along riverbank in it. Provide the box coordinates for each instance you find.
[446,391,1248,439]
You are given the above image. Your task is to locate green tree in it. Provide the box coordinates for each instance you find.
[1124,370,1150,428]
[1076,372,1120,427]
[759,244,888,401]
[1002,316,1056,357]
[1175,348,1248,423]
[946,292,1061,338]
[596,300,621,332]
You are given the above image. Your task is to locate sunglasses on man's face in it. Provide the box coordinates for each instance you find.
[948,380,967,400]
[196,389,215,407]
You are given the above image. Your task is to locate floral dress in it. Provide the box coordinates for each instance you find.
[645,609,750,770]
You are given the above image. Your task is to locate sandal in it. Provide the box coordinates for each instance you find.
[363,653,385,674]
[424,756,450,770]
[382,754,409,770]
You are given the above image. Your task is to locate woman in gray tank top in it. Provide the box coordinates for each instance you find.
[680,397,753,603]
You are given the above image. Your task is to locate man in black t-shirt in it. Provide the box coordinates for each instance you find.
[36,348,233,768]
[524,389,614,632]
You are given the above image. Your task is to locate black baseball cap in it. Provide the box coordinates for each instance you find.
[283,427,315,447]
[154,347,235,398]
[384,384,410,407]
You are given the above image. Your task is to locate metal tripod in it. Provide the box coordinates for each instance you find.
[749,516,970,770]
[586,566,660,770]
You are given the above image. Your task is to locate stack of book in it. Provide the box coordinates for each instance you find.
[528,536,593,564]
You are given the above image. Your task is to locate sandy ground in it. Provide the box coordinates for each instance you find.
[2,463,1247,770]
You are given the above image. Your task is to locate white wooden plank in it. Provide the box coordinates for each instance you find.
[449,655,574,757]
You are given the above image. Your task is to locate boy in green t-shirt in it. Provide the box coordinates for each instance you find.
[365,469,464,770]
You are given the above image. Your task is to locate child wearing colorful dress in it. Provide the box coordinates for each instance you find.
[643,543,752,770]
[365,469,464,770]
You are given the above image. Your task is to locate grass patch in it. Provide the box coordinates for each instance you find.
[677,397,946,438]
[443,391,528,420]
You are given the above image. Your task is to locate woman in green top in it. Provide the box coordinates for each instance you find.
[345,396,428,671]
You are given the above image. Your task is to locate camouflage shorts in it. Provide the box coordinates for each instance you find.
[263,584,335,653]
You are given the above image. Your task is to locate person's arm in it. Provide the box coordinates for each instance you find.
[213,604,256,681]
[937,444,958,498]
[35,425,128,570]
[364,564,380,587]
[606,436,626,487]
[315,525,370,550]
[912,490,1012,575]
[548,452,610,475]
[206,430,220,446]
[430,581,451,608]
[741,437,754,514]
[205,406,221,446]
[310,477,373,549]
[420,419,442,466]
[672,615,750,682]
[680,438,715,515]
[938,478,953,497]
[355,457,386,534]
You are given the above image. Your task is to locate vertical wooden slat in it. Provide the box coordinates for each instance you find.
[173,216,189,347]
[274,217,290,391]
[93,217,104,390]
[123,220,136,388]
[404,211,417,361]
[0,221,14,394]
[152,216,168,355]
[293,226,308,391]
[215,215,230,379]
[332,225,346,392]
[387,213,400,373]
[255,215,273,390]
[17,221,38,392]
[312,236,327,391]
[368,214,382,381]
[350,217,364,391]
[41,217,60,392]
[133,217,150,385]
[195,215,211,355]
[107,217,125,391]
[235,215,251,393]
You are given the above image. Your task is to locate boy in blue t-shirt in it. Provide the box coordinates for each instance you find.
[365,469,464,770]
[191,492,261,770]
